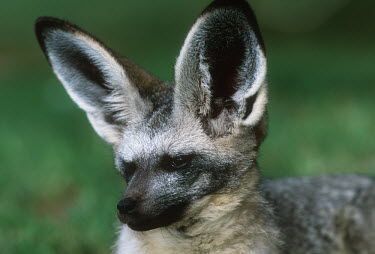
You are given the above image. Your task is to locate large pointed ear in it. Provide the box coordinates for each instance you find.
[174,0,267,138]
[35,17,166,146]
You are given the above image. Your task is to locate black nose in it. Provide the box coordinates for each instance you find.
[117,198,137,215]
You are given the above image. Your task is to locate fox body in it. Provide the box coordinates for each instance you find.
[35,0,375,253]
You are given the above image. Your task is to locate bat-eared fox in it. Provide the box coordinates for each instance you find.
[35,0,375,253]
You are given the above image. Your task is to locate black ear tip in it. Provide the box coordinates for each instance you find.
[35,16,74,35]
[35,17,62,40]
[35,17,77,53]
[203,0,251,13]
[35,17,57,53]
[212,0,248,4]
[35,16,60,26]
[202,0,256,24]
[202,0,265,52]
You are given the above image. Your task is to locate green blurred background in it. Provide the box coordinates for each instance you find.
[1,0,374,253]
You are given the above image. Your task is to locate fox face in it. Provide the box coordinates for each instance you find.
[36,0,267,231]
[114,110,259,230]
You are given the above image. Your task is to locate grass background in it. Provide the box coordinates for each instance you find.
[0,0,374,253]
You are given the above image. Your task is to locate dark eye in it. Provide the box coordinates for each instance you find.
[121,161,137,182]
[162,154,195,171]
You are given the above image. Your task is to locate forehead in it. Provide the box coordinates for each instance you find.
[118,118,213,161]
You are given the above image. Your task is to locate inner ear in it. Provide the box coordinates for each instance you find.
[63,48,119,125]
[65,48,109,92]
[204,26,246,119]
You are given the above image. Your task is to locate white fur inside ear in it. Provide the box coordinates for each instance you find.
[235,46,268,127]
[242,84,268,126]
[246,48,267,99]
[234,46,267,102]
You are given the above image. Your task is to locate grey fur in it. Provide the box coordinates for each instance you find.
[35,0,375,253]
[262,175,375,253]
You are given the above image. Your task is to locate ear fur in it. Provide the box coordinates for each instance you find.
[174,0,267,137]
[35,17,166,145]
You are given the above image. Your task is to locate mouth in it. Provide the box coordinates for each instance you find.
[127,217,172,231]
[117,202,188,231]
[117,210,129,224]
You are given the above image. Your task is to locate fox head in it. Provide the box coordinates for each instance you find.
[35,0,267,232]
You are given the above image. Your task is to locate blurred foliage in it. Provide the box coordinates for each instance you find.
[0,0,374,253]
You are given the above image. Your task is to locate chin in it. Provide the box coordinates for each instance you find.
[122,203,189,231]
[127,218,173,231]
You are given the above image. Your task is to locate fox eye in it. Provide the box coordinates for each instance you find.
[122,161,137,182]
[163,154,195,171]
